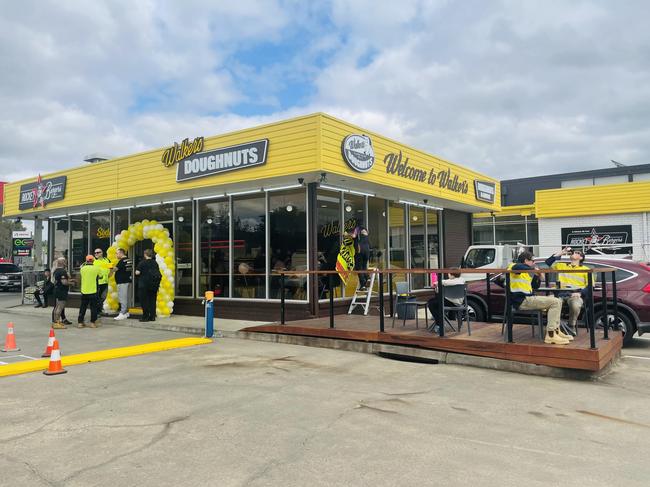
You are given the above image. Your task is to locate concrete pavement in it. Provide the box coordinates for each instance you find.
[1,331,649,487]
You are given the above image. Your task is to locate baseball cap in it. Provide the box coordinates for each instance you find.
[86,255,95,262]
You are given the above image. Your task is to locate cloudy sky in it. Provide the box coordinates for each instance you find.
[1,0,649,183]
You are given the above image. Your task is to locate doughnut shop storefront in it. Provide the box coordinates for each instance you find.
[2,113,500,320]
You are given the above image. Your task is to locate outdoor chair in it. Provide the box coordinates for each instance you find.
[392,281,428,329]
[501,304,544,341]
[441,283,471,335]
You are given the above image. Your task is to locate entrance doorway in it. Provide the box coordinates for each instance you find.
[131,221,173,306]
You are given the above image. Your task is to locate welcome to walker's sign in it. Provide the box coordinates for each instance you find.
[561,225,633,254]
[19,175,67,210]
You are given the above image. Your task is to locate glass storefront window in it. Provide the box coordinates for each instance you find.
[51,218,69,267]
[232,195,265,299]
[410,206,426,289]
[427,210,439,270]
[367,197,387,269]
[199,199,230,298]
[343,193,365,293]
[317,190,342,298]
[90,212,111,255]
[113,209,129,239]
[388,202,406,284]
[70,214,88,293]
[175,202,193,296]
[269,189,307,300]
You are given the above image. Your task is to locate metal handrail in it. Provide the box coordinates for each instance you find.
[276,267,620,349]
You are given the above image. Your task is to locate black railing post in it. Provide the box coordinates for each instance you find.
[328,273,334,329]
[280,272,286,325]
[505,273,513,343]
[611,270,619,332]
[378,271,385,333]
[388,273,394,317]
[588,272,596,349]
[486,273,492,322]
[437,272,444,337]
[601,271,609,340]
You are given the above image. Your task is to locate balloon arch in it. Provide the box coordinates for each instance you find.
[104,220,176,318]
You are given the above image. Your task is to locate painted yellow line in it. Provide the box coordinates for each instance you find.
[0,337,212,378]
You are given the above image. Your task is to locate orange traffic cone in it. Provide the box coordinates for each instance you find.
[42,328,56,357]
[1,322,20,352]
[43,339,67,376]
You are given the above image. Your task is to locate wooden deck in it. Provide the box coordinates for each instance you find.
[242,315,622,372]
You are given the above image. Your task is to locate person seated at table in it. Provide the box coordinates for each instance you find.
[508,251,571,345]
[545,247,590,335]
[426,269,466,319]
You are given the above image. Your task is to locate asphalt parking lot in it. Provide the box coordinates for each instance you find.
[1,308,650,486]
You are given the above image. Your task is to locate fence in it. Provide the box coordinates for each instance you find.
[275,267,619,350]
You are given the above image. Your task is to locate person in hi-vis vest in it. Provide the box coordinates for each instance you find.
[545,247,590,335]
[508,251,572,345]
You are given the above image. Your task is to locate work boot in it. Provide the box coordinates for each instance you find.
[87,322,98,328]
[52,321,66,329]
[63,319,73,325]
[557,329,574,341]
[544,331,569,345]
[77,322,86,328]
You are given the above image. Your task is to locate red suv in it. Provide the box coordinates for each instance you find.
[465,257,650,347]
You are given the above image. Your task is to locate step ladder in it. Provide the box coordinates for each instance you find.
[347,269,379,315]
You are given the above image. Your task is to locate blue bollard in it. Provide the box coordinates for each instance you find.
[204,291,214,338]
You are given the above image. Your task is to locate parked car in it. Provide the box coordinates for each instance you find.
[0,263,23,292]
[465,257,650,347]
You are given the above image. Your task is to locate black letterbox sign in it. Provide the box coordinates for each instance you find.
[176,139,269,182]
[19,175,67,209]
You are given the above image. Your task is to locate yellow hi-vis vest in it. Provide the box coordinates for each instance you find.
[507,263,533,294]
[94,257,111,285]
[553,262,589,289]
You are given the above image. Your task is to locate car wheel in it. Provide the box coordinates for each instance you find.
[595,311,636,347]
[467,299,486,322]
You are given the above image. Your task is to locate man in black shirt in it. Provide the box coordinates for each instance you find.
[111,248,132,320]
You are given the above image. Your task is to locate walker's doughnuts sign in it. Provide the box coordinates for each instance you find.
[342,134,375,172]
[165,138,270,182]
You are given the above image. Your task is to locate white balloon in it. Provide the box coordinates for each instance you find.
[167,301,174,308]
[164,269,172,277]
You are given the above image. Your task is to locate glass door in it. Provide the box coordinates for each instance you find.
[132,221,173,306]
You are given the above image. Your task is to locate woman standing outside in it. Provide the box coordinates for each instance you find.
[52,258,71,329]
[135,249,161,322]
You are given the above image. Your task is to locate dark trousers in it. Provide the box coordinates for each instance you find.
[96,283,108,315]
[139,287,157,320]
[78,294,98,324]
[355,253,369,287]
[35,286,54,307]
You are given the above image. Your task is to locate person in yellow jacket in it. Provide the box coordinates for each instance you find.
[78,255,102,328]
[545,247,590,335]
[508,251,572,345]
[93,248,111,316]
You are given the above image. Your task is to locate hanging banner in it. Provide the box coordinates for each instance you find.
[335,234,356,285]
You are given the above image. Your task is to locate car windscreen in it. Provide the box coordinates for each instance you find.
[0,264,21,273]
[464,249,496,268]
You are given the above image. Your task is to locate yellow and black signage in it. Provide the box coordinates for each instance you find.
[161,137,205,168]
[383,151,469,195]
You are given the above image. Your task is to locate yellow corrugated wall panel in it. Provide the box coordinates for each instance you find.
[318,114,500,211]
[3,114,320,216]
[535,181,650,218]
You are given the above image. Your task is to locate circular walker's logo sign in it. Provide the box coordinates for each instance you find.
[342,134,374,173]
